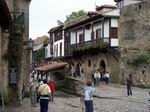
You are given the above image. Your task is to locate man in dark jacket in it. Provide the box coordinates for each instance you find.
[126,73,133,96]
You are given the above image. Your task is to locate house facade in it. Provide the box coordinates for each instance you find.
[33,36,49,66]
[63,5,120,82]
[48,25,65,60]
[46,5,120,83]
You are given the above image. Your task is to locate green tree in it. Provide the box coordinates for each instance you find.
[34,48,45,65]
[57,20,63,25]
[57,10,86,25]
[65,10,86,22]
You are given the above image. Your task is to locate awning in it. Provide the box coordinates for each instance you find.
[34,62,68,72]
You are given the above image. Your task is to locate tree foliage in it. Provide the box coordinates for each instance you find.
[34,48,45,65]
[57,20,63,25]
[127,53,150,66]
[57,10,86,25]
[65,10,86,22]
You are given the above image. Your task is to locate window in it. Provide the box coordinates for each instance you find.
[56,45,58,57]
[96,29,101,39]
[60,43,62,56]
[110,27,118,38]
[79,33,84,43]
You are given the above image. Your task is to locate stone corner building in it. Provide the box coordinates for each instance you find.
[0,0,31,105]
[116,0,150,86]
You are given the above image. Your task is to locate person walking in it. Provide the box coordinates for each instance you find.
[48,80,55,102]
[38,79,51,112]
[94,69,101,86]
[126,73,133,96]
[104,72,110,84]
[30,79,38,107]
[81,81,96,112]
[37,79,43,103]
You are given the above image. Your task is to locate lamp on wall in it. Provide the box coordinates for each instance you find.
[23,38,33,50]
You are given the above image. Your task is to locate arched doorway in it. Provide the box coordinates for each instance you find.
[100,60,106,74]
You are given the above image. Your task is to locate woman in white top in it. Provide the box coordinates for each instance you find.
[104,72,109,84]
[94,70,101,86]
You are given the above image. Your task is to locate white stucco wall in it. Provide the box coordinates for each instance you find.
[103,9,120,17]
[111,18,119,27]
[53,39,64,57]
[85,27,92,41]
[70,31,76,44]
[111,39,118,47]
[104,20,109,38]
[45,44,53,58]
[77,29,83,43]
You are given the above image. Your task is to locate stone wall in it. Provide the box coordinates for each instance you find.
[71,51,120,83]
[119,0,150,86]
[0,27,10,101]
[62,76,85,95]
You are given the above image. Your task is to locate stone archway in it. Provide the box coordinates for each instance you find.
[100,60,106,74]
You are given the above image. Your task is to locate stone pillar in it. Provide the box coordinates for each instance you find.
[6,0,31,105]
[21,0,31,97]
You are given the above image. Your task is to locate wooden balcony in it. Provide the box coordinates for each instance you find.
[65,38,110,56]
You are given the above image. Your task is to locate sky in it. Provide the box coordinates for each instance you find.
[29,0,116,39]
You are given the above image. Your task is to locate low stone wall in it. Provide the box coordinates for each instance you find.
[61,76,85,95]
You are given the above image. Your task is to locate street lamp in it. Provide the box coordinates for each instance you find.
[27,38,33,50]
[23,38,33,50]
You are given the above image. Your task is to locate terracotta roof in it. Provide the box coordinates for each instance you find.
[34,62,68,72]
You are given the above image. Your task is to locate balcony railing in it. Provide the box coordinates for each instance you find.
[65,38,110,56]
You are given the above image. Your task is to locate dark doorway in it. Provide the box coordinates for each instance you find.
[100,60,106,81]
[100,60,106,72]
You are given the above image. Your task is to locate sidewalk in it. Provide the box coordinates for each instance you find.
[95,83,150,104]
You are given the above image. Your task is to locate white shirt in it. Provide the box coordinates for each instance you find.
[105,73,109,78]
[94,72,100,79]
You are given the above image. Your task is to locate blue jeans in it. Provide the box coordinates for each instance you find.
[40,99,49,112]
[95,78,100,86]
[127,84,132,96]
[85,100,93,112]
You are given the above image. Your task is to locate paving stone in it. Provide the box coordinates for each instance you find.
[5,83,150,112]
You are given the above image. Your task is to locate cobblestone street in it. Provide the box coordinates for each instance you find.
[5,83,150,112]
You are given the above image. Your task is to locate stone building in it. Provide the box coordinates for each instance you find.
[0,0,31,105]
[114,0,150,86]
[47,5,120,83]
